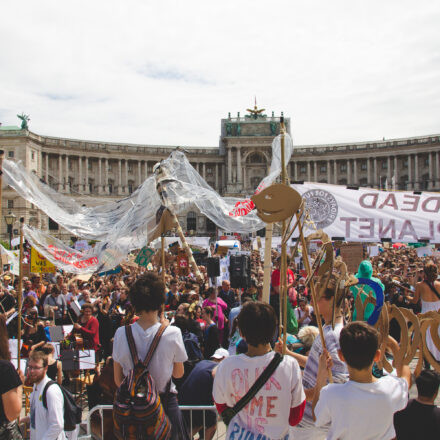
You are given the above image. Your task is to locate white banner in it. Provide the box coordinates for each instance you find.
[292,183,440,243]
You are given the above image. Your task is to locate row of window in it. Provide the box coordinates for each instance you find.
[295,158,433,175]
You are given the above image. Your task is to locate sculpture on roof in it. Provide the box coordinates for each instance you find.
[246,97,266,119]
[17,113,30,130]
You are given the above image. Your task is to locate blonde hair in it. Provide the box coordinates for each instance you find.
[298,325,319,349]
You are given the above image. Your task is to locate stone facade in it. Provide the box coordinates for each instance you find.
[0,109,439,241]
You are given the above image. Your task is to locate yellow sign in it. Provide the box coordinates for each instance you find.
[31,247,56,273]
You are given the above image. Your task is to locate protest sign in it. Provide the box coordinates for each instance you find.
[292,183,440,243]
[31,247,56,273]
[135,247,155,268]
[339,243,365,274]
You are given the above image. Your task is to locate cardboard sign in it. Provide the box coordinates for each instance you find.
[339,243,365,274]
[30,247,56,273]
[177,250,189,276]
[135,247,155,268]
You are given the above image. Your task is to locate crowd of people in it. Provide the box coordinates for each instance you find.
[0,240,439,439]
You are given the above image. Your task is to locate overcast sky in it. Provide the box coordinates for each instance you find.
[1,0,439,147]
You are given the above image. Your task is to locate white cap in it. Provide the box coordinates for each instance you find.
[211,348,229,360]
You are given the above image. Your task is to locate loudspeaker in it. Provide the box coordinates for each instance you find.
[206,257,220,278]
[229,255,251,289]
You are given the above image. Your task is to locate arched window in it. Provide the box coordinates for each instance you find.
[187,211,197,231]
[206,218,216,233]
[248,153,264,164]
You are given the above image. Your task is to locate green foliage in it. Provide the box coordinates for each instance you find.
[0,240,10,250]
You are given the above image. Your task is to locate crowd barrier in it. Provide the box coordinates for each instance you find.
[78,404,224,440]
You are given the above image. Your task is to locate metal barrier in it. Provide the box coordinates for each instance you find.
[79,404,224,439]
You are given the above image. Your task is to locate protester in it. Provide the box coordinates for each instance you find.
[313,321,411,440]
[28,349,65,440]
[286,276,349,440]
[112,272,189,440]
[394,369,440,439]
[179,347,229,440]
[201,306,220,359]
[202,287,227,345]
[213,301,306,439]
[295,297,314,328]
[0,314,23,439]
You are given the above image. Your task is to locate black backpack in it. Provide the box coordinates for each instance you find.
[42,381,82,431]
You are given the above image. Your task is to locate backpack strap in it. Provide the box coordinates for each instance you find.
[142,324,167,368]
[221,352,283,426]
[42,380,57,410]
[125,325,140,366]
[424,280,440,301]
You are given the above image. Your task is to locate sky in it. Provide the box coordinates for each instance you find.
[1,0,439,148]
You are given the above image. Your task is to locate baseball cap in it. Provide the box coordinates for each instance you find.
[211,348,229,360]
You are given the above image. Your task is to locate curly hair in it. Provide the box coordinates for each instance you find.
[424,261,438,284]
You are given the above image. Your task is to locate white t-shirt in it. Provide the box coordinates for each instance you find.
[213,351,305,440]
[315,375,409,440]
[112,322,187,394]
[294,306,313,327]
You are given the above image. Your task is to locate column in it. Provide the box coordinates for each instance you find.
[408,155,412,190]
[228,149,232,183]
[124,160,129,193]
[436,152,440,189]
[387,156,391,183]
[414,154,419,190]
[394,156,398,190]
[105,159,109,194]
[326,160,330,183]
[78,156,82,193]
[118,159,122,194]
[65,156,69,191]
[237,148,242,183]
[347,159,351,185]
[222,163,226,192]
[138,161,142,187]
[307,161,311,181]
[428,152,433,190]
[98,158,102,193]
[373,157,377,187]
[85,157,89,193]
[367,158,371,187]
[144,161,148,180]
[58,155,62,191]
[45,154,49,183]
[202,162,206,180]
[353,158,358,185]
[313,161,317,182]
[294,163,298,181]
[215,163,219,189]
[333,160,337,184]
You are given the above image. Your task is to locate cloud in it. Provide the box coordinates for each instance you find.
[0,0,439,146]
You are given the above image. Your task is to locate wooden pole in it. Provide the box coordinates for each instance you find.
[17,217,24,371]
[279,120,288,354]
[161,235,166,286]
[296,212,333,382]
[262,223,273,303]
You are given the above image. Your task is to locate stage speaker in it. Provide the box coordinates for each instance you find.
[229,255,251,289]
[206,257,220,278]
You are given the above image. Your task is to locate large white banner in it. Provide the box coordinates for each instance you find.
[291,183,440,243]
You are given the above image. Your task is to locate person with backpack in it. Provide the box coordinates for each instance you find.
[112,271,189,440]
[28,349,65,440]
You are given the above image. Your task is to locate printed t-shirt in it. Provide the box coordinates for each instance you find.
[315,375,408,440]
[213,351,305,440]
[112,321,187,394]
[299,323,348,429]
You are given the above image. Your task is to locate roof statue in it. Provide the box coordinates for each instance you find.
[17,113,30,130]
[246,97,266,119]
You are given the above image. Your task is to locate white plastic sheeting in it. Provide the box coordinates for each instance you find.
[2,133,293,273]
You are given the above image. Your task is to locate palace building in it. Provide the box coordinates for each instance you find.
[0,106,439,241]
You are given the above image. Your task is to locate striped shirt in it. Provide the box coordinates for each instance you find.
[299,323,348,428]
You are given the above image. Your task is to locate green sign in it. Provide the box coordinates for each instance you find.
[135,247,155,267]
